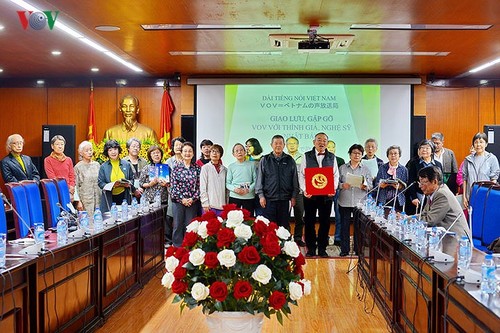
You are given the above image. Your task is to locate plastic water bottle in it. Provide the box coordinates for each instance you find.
[79,211,89,234]
[34,223,45,244]
[93,208,104,232]
[131,197,138,216]
[121,199,128,221]
[480,254,496,295]
[428,226,440,251]
[56,216,68,245]
[154,192,161,208]
[416,219,427,249]
[110,203,118,221]
[457,236,471,270]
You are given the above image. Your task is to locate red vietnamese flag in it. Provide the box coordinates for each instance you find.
[159,82,175,155]
[87,83,96,143]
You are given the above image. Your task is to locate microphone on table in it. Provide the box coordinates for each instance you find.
[428,211,464,263]
[384,181,417,208]
[1,193,45,255]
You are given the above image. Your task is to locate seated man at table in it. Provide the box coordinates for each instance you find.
[1,134,40,184]
[418,166,470,239]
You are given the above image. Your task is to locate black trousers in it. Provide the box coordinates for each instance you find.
[304,196,333,253]
[339,206,358,255]
[263,199,291,230]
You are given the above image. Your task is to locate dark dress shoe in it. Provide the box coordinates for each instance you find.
[339,252,349,257]
[333,240,341,247]
[318,251,329,258]
[295,240,306,247]
[306,250,316,257]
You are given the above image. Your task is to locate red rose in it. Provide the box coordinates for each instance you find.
[269,291,286,310]
[165,246,176,258]
[173,265,187,279]
[173,247,188,260]
[201,210,217,220]
[237,246,261,265]
[182,231,199,247]
[221,204,238,218]
[179,252,190,266]
[261,233,281,257]
[267,222,278,232]
[171,280,188,294]
[206,218,222,236]
[294,265,304,279]
[253,220,267,237]
[217,227,236,248]
[209,281,228,301]
[294,252,306,266]
[241,209,252,219]
[204,252,219,268]
[233,281,253,299]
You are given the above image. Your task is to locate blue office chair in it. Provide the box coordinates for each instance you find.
[469,181,495,248]
[482,185,500,249]
[55,178,71,210]
[41,179,62,228]
[20,180,45,229]
[0,192,7,235]
[5,182,32,238]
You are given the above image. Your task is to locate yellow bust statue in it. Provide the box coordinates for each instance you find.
[103,94,158,143]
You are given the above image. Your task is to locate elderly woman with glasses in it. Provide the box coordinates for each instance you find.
[98,139,135,212]
[375,145,409,211]
[405,139,443,215]
[338,144,373,257]
[123,138,148,198]
[44,135,76,199]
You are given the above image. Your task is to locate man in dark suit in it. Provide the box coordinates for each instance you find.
[418,166,470,239]
[299,132,339,257]
[1,134,40,184]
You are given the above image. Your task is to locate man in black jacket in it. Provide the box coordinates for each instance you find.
[1,134,40,184]
[255,135,299,230]
[299,133,339,257]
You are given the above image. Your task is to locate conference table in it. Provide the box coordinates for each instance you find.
[0,207,165,333]
[354,208,499,333]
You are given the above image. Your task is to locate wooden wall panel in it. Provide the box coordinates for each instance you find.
[426,87,480,164]
[478,87,495,129]
[413,84,427,117]
[93,88,118,144]
[0,88,47,157]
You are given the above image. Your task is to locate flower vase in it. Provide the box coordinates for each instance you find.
[205,311,264,333]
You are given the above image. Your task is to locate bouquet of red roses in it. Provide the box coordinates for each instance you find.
[162,204,311,324]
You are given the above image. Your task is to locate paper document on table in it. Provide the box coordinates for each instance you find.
[363,158,379,178]
[346,173,364,188]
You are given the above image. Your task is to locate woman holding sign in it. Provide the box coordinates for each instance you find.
[140,145,169,204]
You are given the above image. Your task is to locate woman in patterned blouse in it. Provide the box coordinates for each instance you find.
[170,142,201,246]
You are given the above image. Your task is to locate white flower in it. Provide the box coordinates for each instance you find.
[251,264,272,284]
[191,282,210,301]
[189,248,206,266]
[283,241,300,258]
[161,272,175,288]
[276,226,291,240]
[255,215,270,225]
[226,210,244,228]
[234,224,252,240]
[289,281,303,301]
[217,216,224,223]
[217,249,236,268]
[165,256,179,273]
[300,279,312,296]
[198,221,209,239]
[186,220,200,233]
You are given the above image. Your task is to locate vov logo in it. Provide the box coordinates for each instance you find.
[17,11,59,30]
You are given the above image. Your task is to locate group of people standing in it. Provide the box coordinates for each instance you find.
[1,129,497,258]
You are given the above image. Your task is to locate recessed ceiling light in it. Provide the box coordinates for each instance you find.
[142,24,281,30]
[51,50,62,56]
[0,68,3,73]
[0,25,5,30]
[91,67,99,72]
[95,25,121,32]
[115,79,127,86]
[335,51,449,56]
[37,80,45,85]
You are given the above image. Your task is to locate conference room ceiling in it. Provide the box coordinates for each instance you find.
[0,0,499,84]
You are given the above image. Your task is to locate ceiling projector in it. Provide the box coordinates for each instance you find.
[298,39,331,53]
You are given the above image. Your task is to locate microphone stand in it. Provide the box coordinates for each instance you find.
[384,181,416,208]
